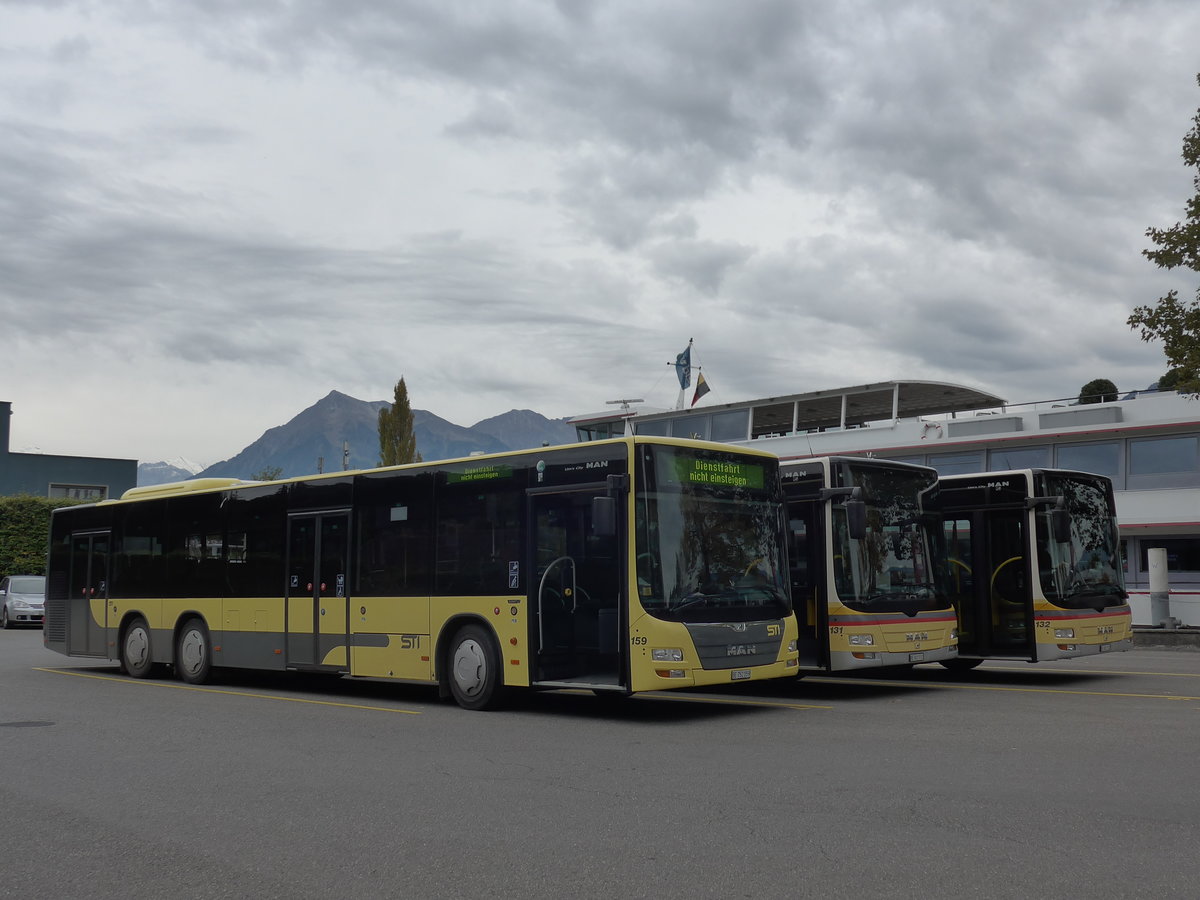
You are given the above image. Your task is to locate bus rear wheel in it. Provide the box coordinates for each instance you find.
[121,618,155,678]
[448,624,504,711]
[176,617,213,685]
[940,658,983,672]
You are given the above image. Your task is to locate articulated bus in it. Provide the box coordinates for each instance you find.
[781,456,958,672]
[44,437,799,709]
[937,468,1133,670]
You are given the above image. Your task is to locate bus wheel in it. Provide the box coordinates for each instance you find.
[448,624,503,711]
[121,618,155,679]
[939,658,983,672]
[176,618,213,685]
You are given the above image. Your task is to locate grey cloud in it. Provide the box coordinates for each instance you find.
[646,239,754,296]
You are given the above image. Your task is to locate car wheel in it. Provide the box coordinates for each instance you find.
[176,617,213,685]
[447,624,504,711]
[1,606,12,630]
[121,618,155,678]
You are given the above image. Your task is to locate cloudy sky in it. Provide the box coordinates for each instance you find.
[4,0,1199,465]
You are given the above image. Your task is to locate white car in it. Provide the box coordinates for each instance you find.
[0,575,45,628]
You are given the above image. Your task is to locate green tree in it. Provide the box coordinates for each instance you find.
[1078,378,1118,404]
[378,376,422,466]
[250,466,283,481]
[1128,74,1200,394]
[0,495,87,577]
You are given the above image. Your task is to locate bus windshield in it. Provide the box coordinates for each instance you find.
[635,446,790,623]
[831,462,945,616]
[1037,473,1127,611]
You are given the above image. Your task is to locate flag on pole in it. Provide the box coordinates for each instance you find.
[691,372,711,406]
[674,343,692,390]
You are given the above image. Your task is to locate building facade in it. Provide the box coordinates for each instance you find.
[0,401,136,500]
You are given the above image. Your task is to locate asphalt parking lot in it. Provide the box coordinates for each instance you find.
[3,628,1199,899]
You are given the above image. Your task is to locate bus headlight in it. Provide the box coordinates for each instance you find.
[848,634,874,646]
[950,629,958,641]
[787,640,797,652]
[652,648,684,662]
[1054,628,1075,639]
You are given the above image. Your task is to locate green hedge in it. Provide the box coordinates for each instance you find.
[0,495,88,578]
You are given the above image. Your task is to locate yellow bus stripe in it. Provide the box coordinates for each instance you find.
[35,668,423,715]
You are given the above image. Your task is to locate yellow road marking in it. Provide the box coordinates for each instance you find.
[558,689,830,711]
[814,675,1200,702]
[35,667,423,715]
[977,665,1200,679]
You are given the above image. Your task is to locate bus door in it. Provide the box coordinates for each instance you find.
[67,530,110,658]
[286,511,351,670]
[946,510,1033,658]
[787,499,828,668]
[528,485,624,688]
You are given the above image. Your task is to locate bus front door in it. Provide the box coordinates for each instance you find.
[529,487,624,688]
[286,512,350,670]
[947,510,1034,658]
[67,531,110,658]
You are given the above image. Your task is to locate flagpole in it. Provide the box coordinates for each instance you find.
[671,338,693,411]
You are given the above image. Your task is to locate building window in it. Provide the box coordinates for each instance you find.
[48,483,107,500]
[1129,436,1199,476]
[710,409,750,442]
[668,414,709,441]
[927,451,985,476]
[1139,539,1200,573]
[1056,442,1122,483]
[989,446,1050,470]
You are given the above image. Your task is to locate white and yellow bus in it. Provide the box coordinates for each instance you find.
[781,456,959,672]
[44,437,799,709]
[937,468,1133,669]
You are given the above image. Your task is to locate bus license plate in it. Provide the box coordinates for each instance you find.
[731,669,752,681]
[909,652,925,662]
[1099,643,1110,652]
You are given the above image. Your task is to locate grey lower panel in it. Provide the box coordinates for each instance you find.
[684,620,783,669]
[213,630,288,670]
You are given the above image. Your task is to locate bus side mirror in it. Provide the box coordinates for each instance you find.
[846,499,867,541]
[1051,503,1071,544]
[592,496,617,537]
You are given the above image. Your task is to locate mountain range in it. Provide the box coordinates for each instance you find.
[136,391,577,486]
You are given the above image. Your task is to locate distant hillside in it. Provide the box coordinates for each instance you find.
[137,457,204,487]
[185,391,576,481]
[472,409,576,449]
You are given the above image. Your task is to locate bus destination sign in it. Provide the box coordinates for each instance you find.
[447,464,513,485]
[675,457,764,489]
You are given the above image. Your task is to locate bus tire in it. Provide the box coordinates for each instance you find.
[448,624,504,711]
[121,618,155,679]
[939,658,983,672]
[176,617,213,685]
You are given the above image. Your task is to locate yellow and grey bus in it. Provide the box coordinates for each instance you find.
[937,468,1133,670]
[44,436,799,709]
[782,456,959,672]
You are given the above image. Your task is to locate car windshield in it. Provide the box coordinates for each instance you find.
[9,576,45,594]
[1036,474,1126,611]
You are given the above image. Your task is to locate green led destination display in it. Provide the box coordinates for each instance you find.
[446,464,513,485]
[674,456,765,489]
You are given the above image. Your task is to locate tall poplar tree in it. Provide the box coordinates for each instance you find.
[1128,74,1200,393]
[378,377,422,466]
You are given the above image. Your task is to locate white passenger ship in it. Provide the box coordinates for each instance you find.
[571,381,1200,627]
